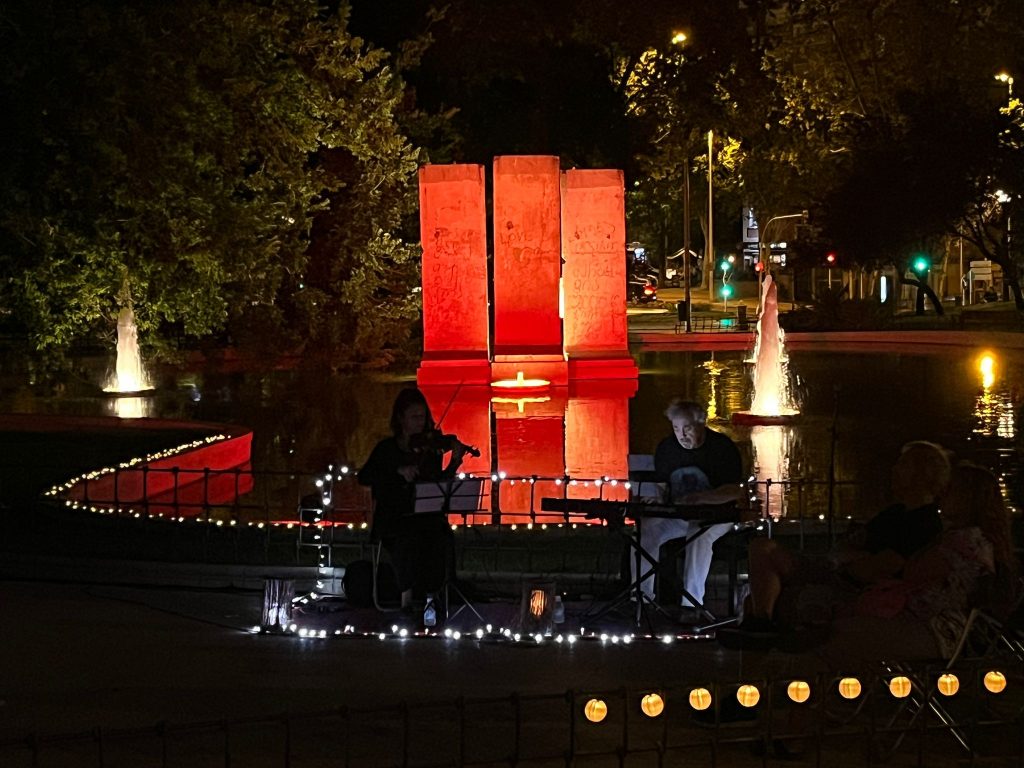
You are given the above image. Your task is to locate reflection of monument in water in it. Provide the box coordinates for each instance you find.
[733,275,798,517]
[104,306,155,418]
[414,156,640,520]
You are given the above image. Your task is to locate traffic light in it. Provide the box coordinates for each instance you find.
[911,254,930,275]
[825,251,837,266]
[720,284,734,299]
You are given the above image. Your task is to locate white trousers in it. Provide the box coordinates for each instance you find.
[632,519,734,606]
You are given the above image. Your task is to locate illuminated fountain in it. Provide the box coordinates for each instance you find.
[733,274,798,424]
[104,306,154,418]
[733,274,799,517]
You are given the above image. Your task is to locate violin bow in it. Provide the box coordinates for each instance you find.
[433,378,465,433]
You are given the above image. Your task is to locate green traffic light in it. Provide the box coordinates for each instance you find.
[720,260,731,272]
[720,284,734,298]
[912,256,930,274]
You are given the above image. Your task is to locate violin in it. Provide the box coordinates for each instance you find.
[408,428,481,458]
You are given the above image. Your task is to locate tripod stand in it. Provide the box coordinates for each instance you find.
[585,513,674,631]
[414,479,485,625]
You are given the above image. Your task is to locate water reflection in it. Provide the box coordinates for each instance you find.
[750,425,792,519]
[4,346,1024,520]
[973,352,1016,440]
[107,395,154,419]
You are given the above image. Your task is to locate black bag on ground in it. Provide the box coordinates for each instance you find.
[343,559,399,607]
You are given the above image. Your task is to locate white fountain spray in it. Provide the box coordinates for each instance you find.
[735,274,799,518]
[749,274,796,417]
[105,306,153,394]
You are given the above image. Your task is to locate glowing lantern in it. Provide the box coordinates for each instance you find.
[838,677,862,699]
[640,693,665,718]
[937,673,959,697]
[584,698,608,723]
[491,370,550,391]
[736,685,760,708]
[689,688,712,711]
[889,676,912,699]
[787,681,811,703]
[529,589,547,618]
[984,671,1007,694]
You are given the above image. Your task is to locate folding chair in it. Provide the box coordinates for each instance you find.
[873,576,1024,761]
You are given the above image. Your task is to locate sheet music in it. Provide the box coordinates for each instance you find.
[414,478,483,513]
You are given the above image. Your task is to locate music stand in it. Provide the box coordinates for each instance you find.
[414,479,485,624]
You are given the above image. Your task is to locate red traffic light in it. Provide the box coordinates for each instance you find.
[754,261,764,272]
[825,252,837,265]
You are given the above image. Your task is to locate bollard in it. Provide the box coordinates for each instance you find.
[676,300,689,331]
[737,304,748,331]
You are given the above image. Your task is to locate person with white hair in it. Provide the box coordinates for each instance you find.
[633,398,744,621]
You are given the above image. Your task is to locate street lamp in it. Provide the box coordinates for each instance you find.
[707,130,714,303]
[995,71,1014,97]
[757,211,808,310]
[994,73,1014,300]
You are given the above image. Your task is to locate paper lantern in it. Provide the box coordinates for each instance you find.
[838,677,862,699]
[640,693,665,718]
[584,698,608,723]
[688,688,712,711]
[889,676,912,699]
[787,680,811,703]
[984,671,1007,694]
[736,684,760,708]
[937,673,959,697]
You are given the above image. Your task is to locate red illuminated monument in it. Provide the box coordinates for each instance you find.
[417,155,637,387]
[415,157,638,519]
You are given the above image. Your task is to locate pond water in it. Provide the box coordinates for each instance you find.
[2,343,1021,521]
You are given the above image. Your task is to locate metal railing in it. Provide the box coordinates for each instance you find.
[674,312,753,333]
[53,466,862,530]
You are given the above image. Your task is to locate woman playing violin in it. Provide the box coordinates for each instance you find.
[357,387,471,620]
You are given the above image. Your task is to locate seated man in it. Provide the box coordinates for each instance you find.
[741,440,952,635]
[632,398,744,619]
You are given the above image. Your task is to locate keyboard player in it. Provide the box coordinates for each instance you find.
[632,399,745,620]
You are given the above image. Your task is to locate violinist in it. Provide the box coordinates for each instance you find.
[357,387,471,623]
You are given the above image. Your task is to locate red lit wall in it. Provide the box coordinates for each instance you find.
[565,382,632,504]
[492,156,563,355]
[494,395,566,523]
[562,169,628,356]
[418,164,489,363]
[66,432,254,515]
[421,385,492,523]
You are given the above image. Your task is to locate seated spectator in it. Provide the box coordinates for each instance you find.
[824,460,1014,662]
[741,441,951,634]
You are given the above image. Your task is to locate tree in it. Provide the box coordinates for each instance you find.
[0,0,424,367]
[758,0,1024,307]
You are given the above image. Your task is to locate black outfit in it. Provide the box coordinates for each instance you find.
[653,427,743,489]
[357,436,453,596]
[863,502,942,559]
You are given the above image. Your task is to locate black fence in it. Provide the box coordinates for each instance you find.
[2,666,1021,767]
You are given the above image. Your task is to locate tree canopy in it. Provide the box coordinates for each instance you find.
[1,0,423,367]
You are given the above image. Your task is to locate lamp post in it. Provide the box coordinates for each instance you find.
[707,130,714,303]
[995,71,1014,98]
[683,159,692,332]
[995,72,1014,301]
[757,211,808,311]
